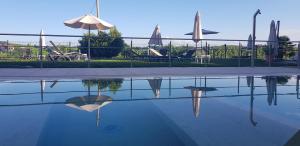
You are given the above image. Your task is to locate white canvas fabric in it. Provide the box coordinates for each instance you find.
[64,14,113,30]
[267,20,279,56]
[148,25,163,46]
[192,11,203,43]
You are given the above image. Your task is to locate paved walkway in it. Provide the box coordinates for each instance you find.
[0,67,299,79]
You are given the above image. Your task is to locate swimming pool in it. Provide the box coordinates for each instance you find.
[0,75,299,146]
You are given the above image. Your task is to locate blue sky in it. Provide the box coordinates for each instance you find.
[0,0,300,43]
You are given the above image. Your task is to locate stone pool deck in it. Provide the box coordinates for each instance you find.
[0,67,299,79]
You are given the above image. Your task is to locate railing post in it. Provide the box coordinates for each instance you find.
[224,44,227,59]
[169,41,172,67]
[130,40,133,68]
[40,40,43,68]
[6,40,9,54]
[298,43,300,69]
[238,42,241,67]
[205,41,208,67]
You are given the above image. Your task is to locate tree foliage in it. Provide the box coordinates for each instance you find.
[79,27,125,58]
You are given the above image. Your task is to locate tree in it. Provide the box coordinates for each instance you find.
[78,27,125,58]
[278,36,295,59]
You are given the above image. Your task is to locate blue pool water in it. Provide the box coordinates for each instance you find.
[0,76,299,146]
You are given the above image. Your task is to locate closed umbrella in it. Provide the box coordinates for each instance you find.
[192,11,203,48]
[64,14,113,63]
[185,86,216,118]
[39,29,46,61]
[265,76,277,106]
[148,25,163,47]
[267,20,279,57]
[191,89,202,118]
[148,78,163,98]
[247,35,253,50]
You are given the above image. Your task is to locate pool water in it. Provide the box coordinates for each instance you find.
[0,76,299,146]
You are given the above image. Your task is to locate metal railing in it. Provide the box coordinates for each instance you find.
[0,33,299,68]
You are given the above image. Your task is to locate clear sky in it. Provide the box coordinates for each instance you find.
[0,0,300,43]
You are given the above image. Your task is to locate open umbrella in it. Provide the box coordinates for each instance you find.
[148,25,163,47]
[66,95,112,112]
[192,11,203,48]
[64,14,113,64]
[185,29,219,35]
[148,78,163,98]
[66,95,112,127]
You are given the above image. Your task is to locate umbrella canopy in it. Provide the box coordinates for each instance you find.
[247,35,253,50]
[64,14,113,30]
[192,11,203,43]
[148,78,163,98]
[267,20,279,56]
[148,25,163,47]
[39,29,46,48]
[66,95,112,112]
[185,29,219,35]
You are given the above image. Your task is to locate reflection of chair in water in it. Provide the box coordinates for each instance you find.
[147,78,163,98]
[265,76,277,106]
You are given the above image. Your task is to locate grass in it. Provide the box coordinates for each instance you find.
[0,59,297,68]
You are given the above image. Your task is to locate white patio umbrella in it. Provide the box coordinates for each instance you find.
[267,20,279,57]
[64,14,113,62]
[192,11,203,49]
[39,29,46,61]
[148,25,163,47]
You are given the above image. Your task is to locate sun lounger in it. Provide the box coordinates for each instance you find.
[47,41,87,61]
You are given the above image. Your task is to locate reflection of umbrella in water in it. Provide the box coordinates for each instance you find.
[40,80,46,102]
[247,76,254,87]
[265,76,277,106]
[66,95,112,127]
[249,76,257,126]
[297,75,299,99]
[185,86,216,118]
[148,78,162,98]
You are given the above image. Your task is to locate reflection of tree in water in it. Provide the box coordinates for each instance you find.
[276,76,291,85]
[82,79,124,94]
[262,76,291,85]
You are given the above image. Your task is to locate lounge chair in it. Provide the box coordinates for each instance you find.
[47,41,87,61]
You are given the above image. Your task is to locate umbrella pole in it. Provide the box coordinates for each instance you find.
[88,26,91,67]
[195,43,198,63]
